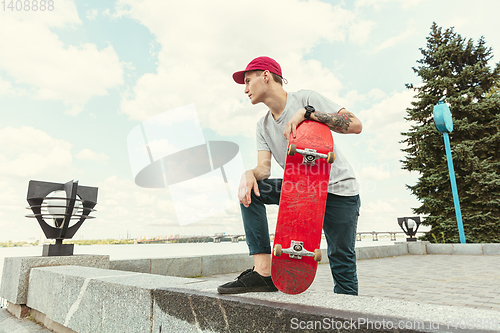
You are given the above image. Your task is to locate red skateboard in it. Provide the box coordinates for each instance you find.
[271,120,334,294]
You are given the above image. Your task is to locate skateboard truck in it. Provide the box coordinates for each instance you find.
[274,240,322,262]
[288,144,335,165]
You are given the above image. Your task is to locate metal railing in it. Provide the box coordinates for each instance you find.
[356,231,426,241]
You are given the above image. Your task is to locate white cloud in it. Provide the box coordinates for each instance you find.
[362,199,397,215]
[75,149,110,163]
[357,89,417,161]
[0,76,11,96]
[357,197,421,232]
[70,176,171,239]
[372,24,417,53]
[84,175,245,239]
[342,90,367,110]
[0,125,82,241]
[92,175,174,220]
[0,178,25,210]
[0,126,73,178]
[359,165,391,181]
[86,9,99,20]
[436,2,500,65]
[399,0,429,9]
[356,0,429,10]
[368,88,386,100]
[0,75,24,97]
[0,1,124,115]
[349,20,376,45]
[117,0,360,136]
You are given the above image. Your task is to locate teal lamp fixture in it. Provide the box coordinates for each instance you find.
[433,101,466,243]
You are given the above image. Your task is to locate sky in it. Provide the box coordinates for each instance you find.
[0,0,499,242]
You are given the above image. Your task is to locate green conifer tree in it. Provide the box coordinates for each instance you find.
[402,23,500,243]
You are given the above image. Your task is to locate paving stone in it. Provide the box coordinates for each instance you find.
[204,254,500,311]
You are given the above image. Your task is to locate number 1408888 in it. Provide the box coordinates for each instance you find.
[1,0,54,11]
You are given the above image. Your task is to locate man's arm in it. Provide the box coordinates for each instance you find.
[311,109,362,134]
[284,108,362,139]
[239,150,272,207]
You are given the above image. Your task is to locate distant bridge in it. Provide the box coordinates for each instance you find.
[136,235,210,244]
[136,234,245,244]
[356,231,426,241]
[216,231,427,243]
[137,231,426,244]
[212,234,244,243]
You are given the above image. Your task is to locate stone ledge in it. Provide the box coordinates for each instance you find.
[154,287,500,333]
[426,243,500,255]
[26,265,500,333]
[0,255,110,305]
[483,244,500,255]
[427,243,453,255]
[27,265,203,333]
[453,243,484,255]
[356,244,409,260]
[109,253,254,277]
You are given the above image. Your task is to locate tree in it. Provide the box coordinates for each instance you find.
[402,22,500,243]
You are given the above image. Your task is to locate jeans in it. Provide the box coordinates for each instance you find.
[241,178,360,295]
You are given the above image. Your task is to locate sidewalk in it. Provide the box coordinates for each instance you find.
[0,307,52,333]
[201,254,500,311]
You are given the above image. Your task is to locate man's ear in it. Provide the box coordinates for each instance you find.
[263,70,270,83]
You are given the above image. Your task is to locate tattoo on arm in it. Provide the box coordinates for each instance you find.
[314,111,354,133]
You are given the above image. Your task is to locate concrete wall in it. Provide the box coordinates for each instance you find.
[27,266,199,333]
[0,255,109,305]
[23,264,500,333]
[107,243,500,278]
[427,243,500,255]
[109,253,254,277]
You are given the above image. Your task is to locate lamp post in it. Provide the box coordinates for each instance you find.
[433,101,466,243]
[397,217,421,241]
[25,180,98,256]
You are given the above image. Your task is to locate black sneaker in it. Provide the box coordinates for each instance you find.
[217,268,278,294]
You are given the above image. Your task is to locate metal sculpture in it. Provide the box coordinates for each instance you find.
[26,180,98,256]
[433,101,466,243]
[397,217,421,241]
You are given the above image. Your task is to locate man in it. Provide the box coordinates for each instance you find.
[217,56,362,295]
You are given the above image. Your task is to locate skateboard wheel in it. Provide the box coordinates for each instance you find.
[274,244,282,257]
[288,144,296,156]
[327,152,335,164]
[314,249,322,262]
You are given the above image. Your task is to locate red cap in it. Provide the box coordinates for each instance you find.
[232,56,283,84]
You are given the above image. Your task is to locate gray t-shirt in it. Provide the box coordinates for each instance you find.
[256,90,359,196]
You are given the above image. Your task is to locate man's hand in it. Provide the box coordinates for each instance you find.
[283,108,306,140]
[238,170,260,208]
